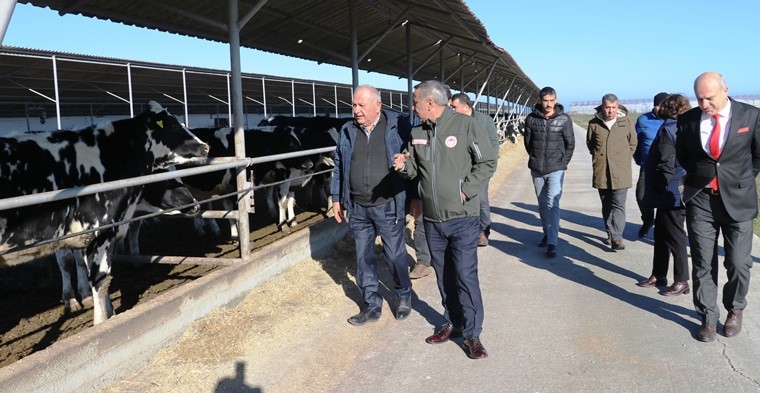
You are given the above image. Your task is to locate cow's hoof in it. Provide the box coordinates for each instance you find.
[63,299,81,314]
[80,296,94,308]
[279,224,292,234]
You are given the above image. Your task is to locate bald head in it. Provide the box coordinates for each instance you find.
[694,72,729,116]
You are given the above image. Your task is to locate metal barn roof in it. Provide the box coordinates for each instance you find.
[0,46,411,121]
[18,0,537,101]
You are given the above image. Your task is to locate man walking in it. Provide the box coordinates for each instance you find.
[331,85,413,326]
[676,72,760,342]
[450,93,500,247]
[634,92,668,238]
[393,80,496,359]
[586,93,637,251]
[523,86,575,257]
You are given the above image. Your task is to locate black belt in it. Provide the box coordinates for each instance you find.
[702,188,719,195]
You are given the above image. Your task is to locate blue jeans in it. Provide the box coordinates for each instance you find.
[348,200,411,311]
[531,169,565,246]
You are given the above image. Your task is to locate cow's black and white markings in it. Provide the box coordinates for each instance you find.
[257,116,344,218]
[57,173,200,312]
[182,126,317,234]
[0,101,209,324]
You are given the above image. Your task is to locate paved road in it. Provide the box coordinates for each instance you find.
[105,125,760,393]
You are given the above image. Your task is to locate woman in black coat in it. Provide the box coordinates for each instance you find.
[636,94,692,296]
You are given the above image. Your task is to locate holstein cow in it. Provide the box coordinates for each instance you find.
[58,174,200,312]
[0,101,209,324]
[257,116,345,216]
[181,126,314,235]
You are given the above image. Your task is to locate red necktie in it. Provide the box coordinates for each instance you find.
[708,114,721,191]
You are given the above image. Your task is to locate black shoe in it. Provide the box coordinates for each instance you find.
[538,235,548,247]
[638,222,653,238]
[348,309,381,326]
[395,298,411,320]
[545,244,557,258]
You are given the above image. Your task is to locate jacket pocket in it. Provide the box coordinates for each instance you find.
[416,144,432,162]
[459,179,465,204]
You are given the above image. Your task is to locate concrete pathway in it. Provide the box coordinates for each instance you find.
[104,125,760,393]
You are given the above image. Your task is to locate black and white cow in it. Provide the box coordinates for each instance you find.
[258,116,344,217]
[0,101,209,324]
[58,173,200,312]
[182,126,315,234]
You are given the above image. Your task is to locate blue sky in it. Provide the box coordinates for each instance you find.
[4,1,760,103]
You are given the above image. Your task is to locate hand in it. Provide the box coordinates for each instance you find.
[332,202,344,223]
[393,152,408,171]
[410,199,422,219]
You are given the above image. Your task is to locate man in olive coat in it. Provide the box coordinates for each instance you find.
[586,93,637,250]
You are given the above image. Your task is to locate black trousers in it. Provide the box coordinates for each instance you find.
[650,207,688,282]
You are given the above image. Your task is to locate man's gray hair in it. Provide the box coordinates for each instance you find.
[355,84,382,103]
[602,93,618,104]
[414,80,450,106]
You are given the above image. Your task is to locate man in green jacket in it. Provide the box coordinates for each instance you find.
[450,92,500,247]
[586,93,637,251]
[393,80,496,359]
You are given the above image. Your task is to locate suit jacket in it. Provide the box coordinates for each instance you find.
[675,98,760,222]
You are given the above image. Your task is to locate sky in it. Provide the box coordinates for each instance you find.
[3,1,760,104]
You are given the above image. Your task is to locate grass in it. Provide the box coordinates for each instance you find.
[571,113,760,236]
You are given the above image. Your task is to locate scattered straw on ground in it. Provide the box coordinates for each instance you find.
[103,139,527,393]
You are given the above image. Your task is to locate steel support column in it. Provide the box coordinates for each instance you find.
[228,0,251,260]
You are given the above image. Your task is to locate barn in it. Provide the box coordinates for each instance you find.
[0,1,539,391]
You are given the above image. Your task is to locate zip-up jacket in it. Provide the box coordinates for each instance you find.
[586,104,637,189]
[523,103,575,175]
[398,107,496,222]
[330,109,411,221]
[634,110,664,166]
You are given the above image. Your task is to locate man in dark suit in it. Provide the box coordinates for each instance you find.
[676,72,760,342]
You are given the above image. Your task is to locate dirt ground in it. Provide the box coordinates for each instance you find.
[0,139,527,374]
[0,196,328,368]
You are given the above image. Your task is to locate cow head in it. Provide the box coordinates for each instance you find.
[143,101,210,170]
[137,170,200,217]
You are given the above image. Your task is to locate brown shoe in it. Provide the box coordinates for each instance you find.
[425,324,462,344]
[478,232,488,247]
[698,320,717,342]
[464,337,488,359]
[611,239,625,251]
[636,275,667,288]
[724,309,743,337]
[409,264,433,279]
[661,281,690,296]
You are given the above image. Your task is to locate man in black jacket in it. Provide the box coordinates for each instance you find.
[523,87,575,257]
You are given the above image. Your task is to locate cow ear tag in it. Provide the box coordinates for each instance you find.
[156,120,164,129]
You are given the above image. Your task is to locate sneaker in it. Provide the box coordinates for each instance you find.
[545,244,557,258]
[409,264,433,279]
